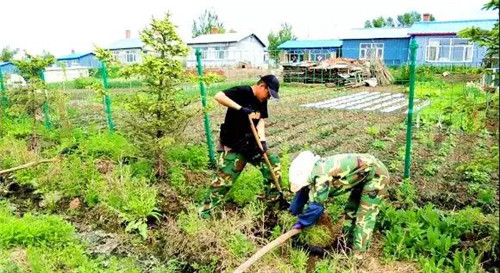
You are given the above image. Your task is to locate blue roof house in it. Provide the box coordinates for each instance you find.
[277,40,343,63]
[56,52,101,68]
[408,19,498,67]
[105,30,145,64]
[340,28,410,66]
[0,62,18,74]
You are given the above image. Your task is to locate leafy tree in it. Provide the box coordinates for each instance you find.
[192,9,225,38]
[365,11,436,28]
[363,17,395,28]
[397,11,435,27]
[458,0,499,60]
[397,11,421,27]
[0,46,19,62]
[387,17,395,27]
[123,13,193,178]
[459,0,499,86]
[11,53,55,149]
[13,52,54,82]
[268,23,296,63]
[372,17,388,28]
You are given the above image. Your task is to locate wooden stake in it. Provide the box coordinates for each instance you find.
[234,228,301,273]
[0,159,56,175]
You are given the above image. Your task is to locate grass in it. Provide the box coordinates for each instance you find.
[0,74,498,272]
[0,201,141,273]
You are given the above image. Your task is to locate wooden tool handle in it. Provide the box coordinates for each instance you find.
[247,115,281,191]
[234,228,301,273]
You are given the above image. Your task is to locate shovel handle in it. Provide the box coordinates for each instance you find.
[247,115,281,191]
[233,228,301,273]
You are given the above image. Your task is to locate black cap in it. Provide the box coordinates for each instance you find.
[260,75,280,99]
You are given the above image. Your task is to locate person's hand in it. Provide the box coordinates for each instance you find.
[292,222,303,230]
[260,140,268,152]
[239,106,254,115]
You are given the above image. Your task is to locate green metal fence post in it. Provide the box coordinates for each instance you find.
[403,39,418,179]
[100,62,115,132]
[0,70,7,111]
[39,71,52,129]
[195,48,216,166]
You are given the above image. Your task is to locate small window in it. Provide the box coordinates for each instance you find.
[125,50,137,63]
[359,43,384,60]
[426,38,474,63]
[215,46,227,59]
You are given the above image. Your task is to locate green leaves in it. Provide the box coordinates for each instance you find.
[458,1,499,60]
[97,165,160,239]
[192,9,225,38]
[13,52,55,82]
[379,204,497,272]
[267,23,296,64]
[120,13,194,178]
[0,202,75,248]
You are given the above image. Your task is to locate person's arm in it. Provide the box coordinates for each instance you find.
[214,91,242,110]
[256,119,266,141]
[294,178,330,228]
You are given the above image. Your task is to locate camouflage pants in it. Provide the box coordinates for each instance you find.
[198,151,282,218]
[341,158,389,251]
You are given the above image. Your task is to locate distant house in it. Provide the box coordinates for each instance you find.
[105,30,145,64]
[340,28,410,66]
[185,33,266,68]
[0,62,18,74]
[277,40,343,63]
[408,19,498,66]
[56,52,101,68]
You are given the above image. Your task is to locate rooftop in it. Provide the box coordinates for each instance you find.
[105,38,144,50]
[278,39,343,49]
[339,27,410,39]
[409,18,498,35]
[57,52,94,60]
[186,33,265,46]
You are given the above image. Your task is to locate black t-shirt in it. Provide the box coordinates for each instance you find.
[220,85,268,147]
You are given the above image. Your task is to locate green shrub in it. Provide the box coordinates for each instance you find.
[394,178,417,209]
[0,202,75,248]
[169,163,190,192]
[226,231,255,259]
[289,248,308,273]
[74,77,100,89]
[81,132,137,161]
[365,126,379,137]
[298,225,333,247]
[166,144,208,170]
[108,79,143,89]
[35,154,101,198]
[177,208,206,236]
[26,243,140,273]
[228,166,264,206]
[96,165,160,238]
[371,140,386,150]
[379,204,498,271]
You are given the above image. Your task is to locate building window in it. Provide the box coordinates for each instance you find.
[359,43,384,60]
[425,38,473,62]
[215,47,227,59]
[125,50,137,63]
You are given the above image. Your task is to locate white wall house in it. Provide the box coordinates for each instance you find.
[105,30,145,65]
[186,33,266,68]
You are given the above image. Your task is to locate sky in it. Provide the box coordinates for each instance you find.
[0,0,497,57]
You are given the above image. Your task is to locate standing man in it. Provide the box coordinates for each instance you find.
[199,75,282,218]
[288,151,389,254]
